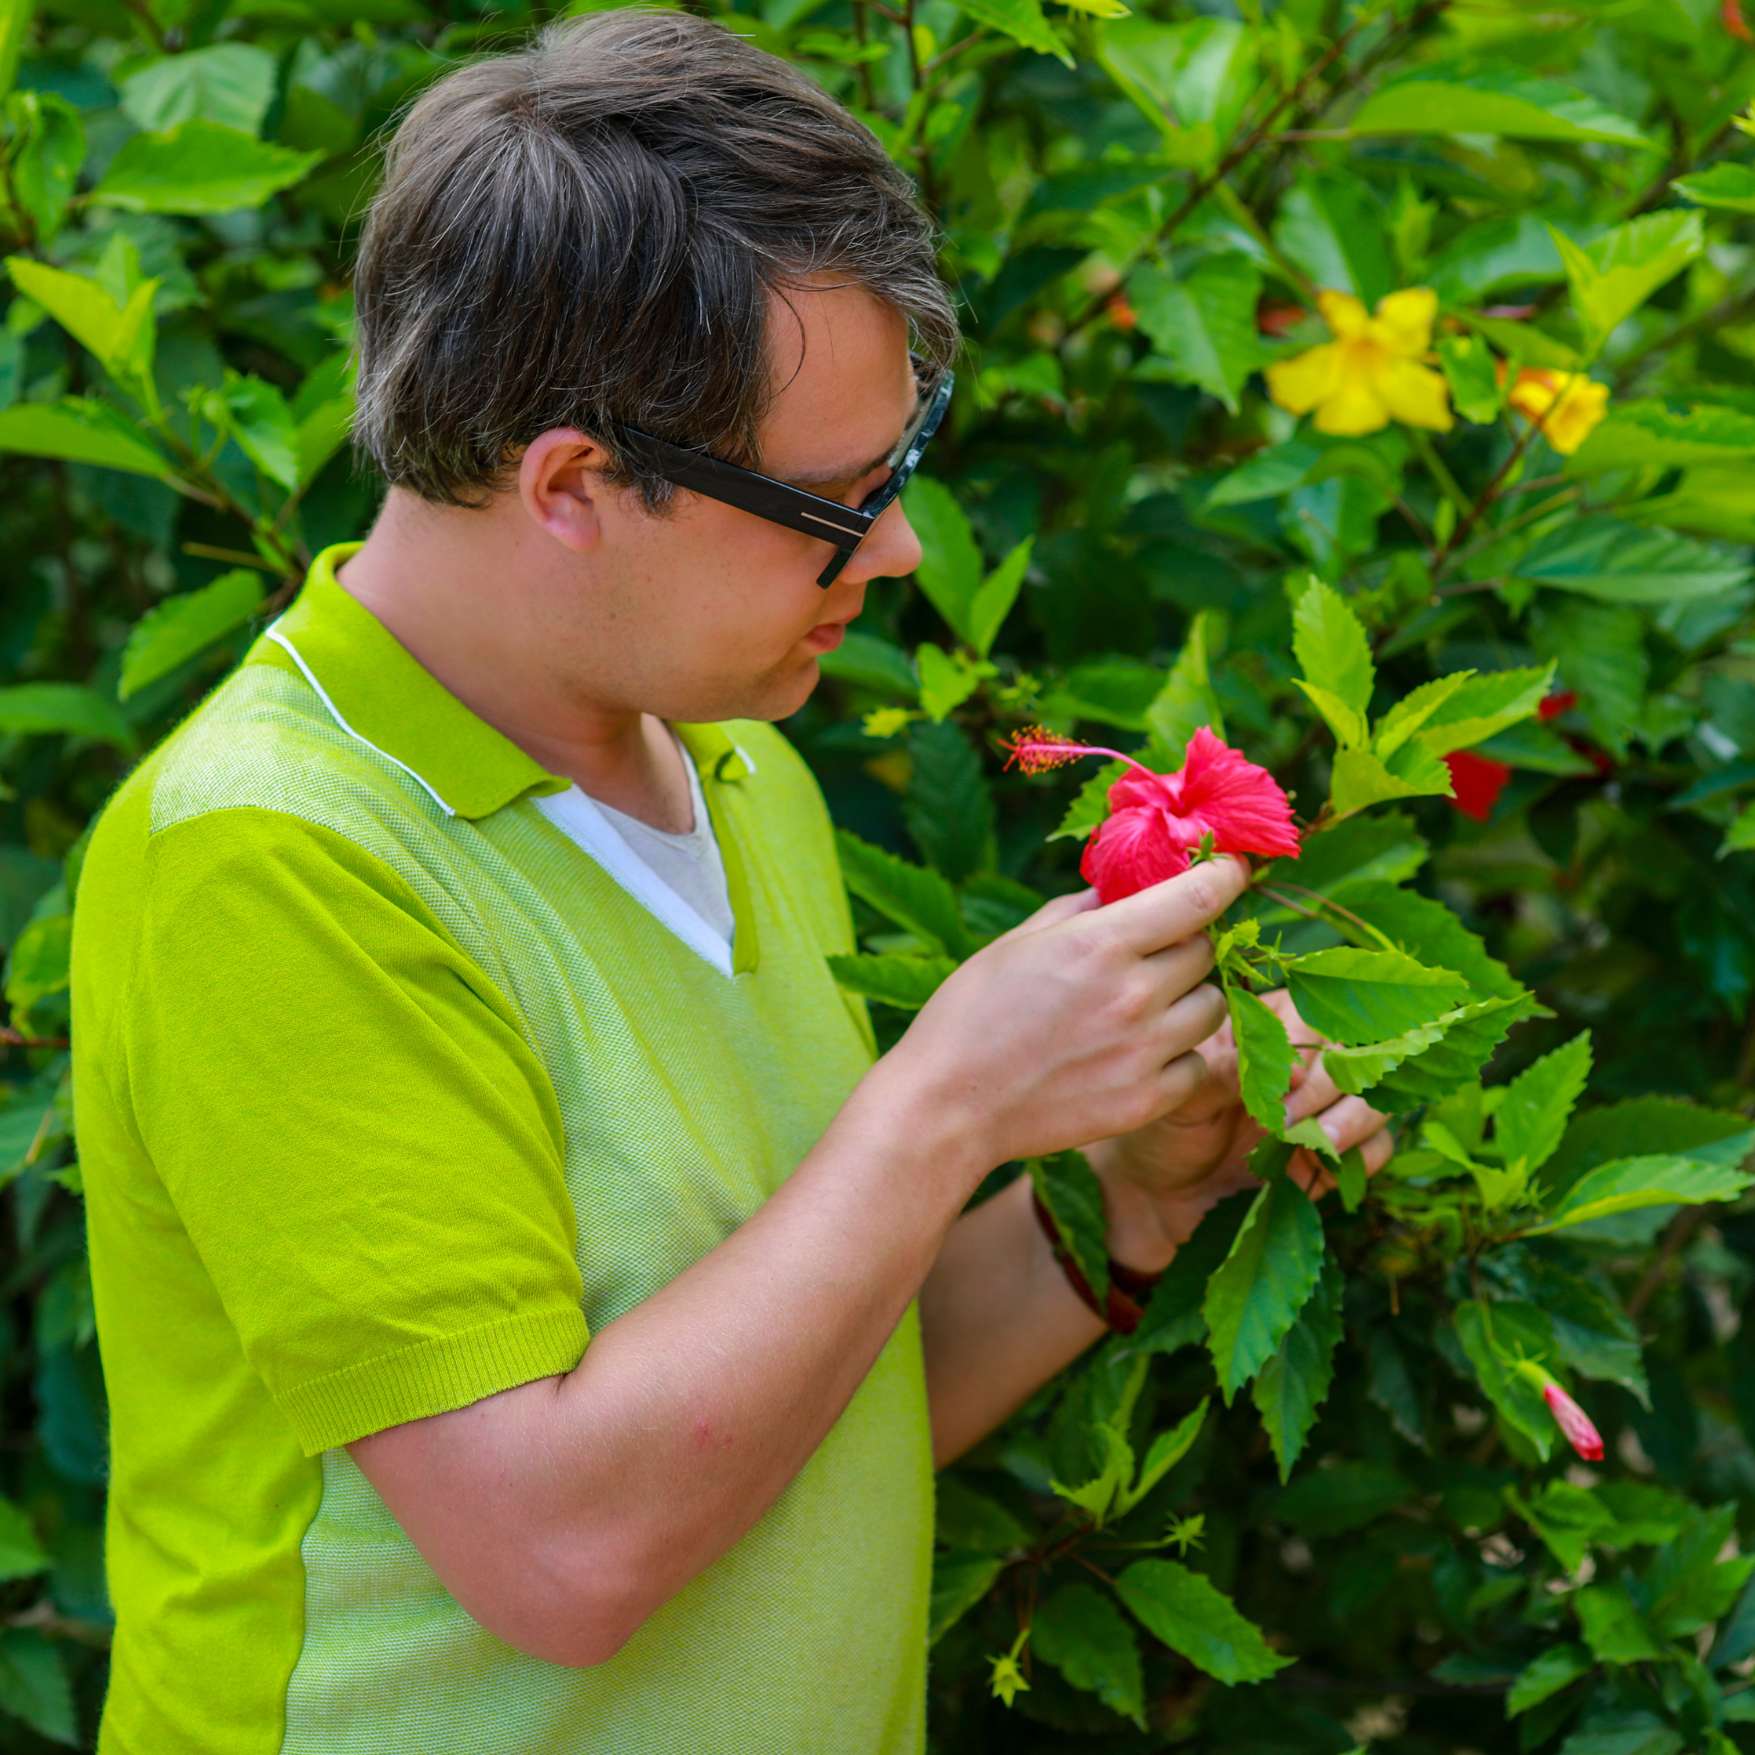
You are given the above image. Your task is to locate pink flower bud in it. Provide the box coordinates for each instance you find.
[1541,1381,1605,1462]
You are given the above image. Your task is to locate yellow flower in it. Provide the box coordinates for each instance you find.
[1265,288,1454,437]
[1504,366,1609,455]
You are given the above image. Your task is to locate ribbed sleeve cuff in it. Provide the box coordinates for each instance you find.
[280,1305,590,1456]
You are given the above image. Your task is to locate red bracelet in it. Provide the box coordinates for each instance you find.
[1030,1189,1165,1336]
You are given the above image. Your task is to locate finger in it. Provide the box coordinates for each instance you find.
[1156,982,1229,1063]
[1308,1094,1389,1155]
[991,886,1100,947]
[1140,931,1217,999]
[1289,1148,1334,1199]
[1361,1126,1396,1175]
[1101,855,1251,957]
[1284,1054,1341,1125]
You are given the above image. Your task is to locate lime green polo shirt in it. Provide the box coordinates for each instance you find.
[69,543,934,1754]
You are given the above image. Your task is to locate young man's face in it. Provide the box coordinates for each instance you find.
[530,277,926,727]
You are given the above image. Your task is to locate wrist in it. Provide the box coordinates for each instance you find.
[853,1043,998,1204]
[1082,1140,1203,1276]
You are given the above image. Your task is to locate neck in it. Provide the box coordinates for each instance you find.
[335,491,666,801]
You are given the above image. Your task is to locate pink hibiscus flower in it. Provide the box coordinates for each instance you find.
[1000,724,1301,904]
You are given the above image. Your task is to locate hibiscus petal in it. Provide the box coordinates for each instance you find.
[1376,359,1454,432]
[1316,289,1369,339]
[1174,726,1302,859]
[1313,377,1390,436]
[1080,806,1189,904]
[1265,342,1342,416]
[1106,768,1176,814]
[1373,287,1438,355]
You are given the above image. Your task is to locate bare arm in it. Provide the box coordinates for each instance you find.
[349,860,1253,1667]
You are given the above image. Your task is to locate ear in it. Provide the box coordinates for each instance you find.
[517,428,616,554]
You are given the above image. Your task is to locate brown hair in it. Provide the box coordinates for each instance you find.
[349,7,960,511]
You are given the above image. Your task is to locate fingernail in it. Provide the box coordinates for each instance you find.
[1320,1115,1343,1147]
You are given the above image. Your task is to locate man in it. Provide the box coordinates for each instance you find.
[69,10,1393,1751]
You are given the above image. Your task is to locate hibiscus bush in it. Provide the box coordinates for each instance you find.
[4,0,1755,1748]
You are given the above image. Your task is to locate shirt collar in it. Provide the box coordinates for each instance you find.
[251,541,755,822]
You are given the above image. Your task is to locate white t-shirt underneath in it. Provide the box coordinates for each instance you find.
[531,723,736,973]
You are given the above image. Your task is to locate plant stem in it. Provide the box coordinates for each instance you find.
[1407,428,1472,524]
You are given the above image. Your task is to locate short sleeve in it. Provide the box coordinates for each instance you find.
[118,808,588,1456]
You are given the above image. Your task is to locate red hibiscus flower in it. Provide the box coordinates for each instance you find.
[1725,0,1751,41]
[1000,724,1300,904]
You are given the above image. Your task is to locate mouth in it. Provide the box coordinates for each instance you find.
[804,611,859,652]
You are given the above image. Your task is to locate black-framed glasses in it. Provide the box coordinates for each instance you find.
[612,352,955,588]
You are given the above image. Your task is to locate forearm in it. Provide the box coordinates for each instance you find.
[531,1053,988,1648]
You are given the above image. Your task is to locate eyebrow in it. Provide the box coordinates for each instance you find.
[786,389,924,491]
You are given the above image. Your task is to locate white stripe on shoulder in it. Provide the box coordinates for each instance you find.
[263,624,458,819]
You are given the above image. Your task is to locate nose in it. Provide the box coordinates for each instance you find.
[838,495,924,587]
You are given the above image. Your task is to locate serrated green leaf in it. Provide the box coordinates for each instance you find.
[1228,985,1295,1132]
[904,476,983,648]
[1542,1098,1755,1196]
[1515,519,1747,601]
[0,1628,77,1746]
[1506,1642,1593,1716]
[120,43,277,136]
[1284,946,1469,1048]
[1273,173,1393,303]
[1372,673,1472,758]
[818,630,918,698]
[1205,437,1322,508]
[1292,812,1428,894]
[1509,1481,1616,1572]
[1568,400,1755,475]
[1033,1584,1146,1728]
[1294,681,1369,750]
[1116,1398,1208,1518]
[1328,744,1453,817]
[1127,1189,1251,1359]
[946,0,1072,62]
[1574,1584,1662,1664]
[1437,334,1502,423]
[1040,658,1162,733]
[1551,211,1704,353]
[1529,1155,1755,1235]
[1203,1177,1324,1400]
[93,120,322,215]
[1271,1458,1411,1535]
[834,828,972,957]
[1530,599,1646,761]
[1454,1298,1556,1460]
[118,570,264,701]
[1131,253,1264,414]
[1370,993,1538,1111]
[1324,882,1520,998]
[1672,163,1755,214]
[904,719,994,882]
[1145,611,1225,762]
[1497,1033,1592,1177]
[1292,578,1374,719]
[216,370,299,490]
[824,951,956,1011]
[1047,758,1127,845]
[1413,664,1556,756]
[6,255,155,383]
[930,1550,1004,1644]
[1114,1559,1293,1684]
[1033,1150,1110,1308]
[1252,1255,1343,1482]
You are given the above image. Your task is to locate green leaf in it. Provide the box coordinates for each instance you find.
[1047,757,1126,845]
[1321,1009,1458,1098]
[1128,1190,1251,1359]
[1574,1584,1662,1664]
[0,682,134,749]
[1033,1150,1110,1308]
[7,92,83,246]
[968,537,1032,660]
[1370,993,1538,1111]
[1413,663,1556,756]
[1292,812,1427,894]
[1205,437,1323,508]
[1543,1098,1755,1195]
[1550,211,1704,353]
[1348,66,1648,146]
[904,476,983,649]
[1116,1398,1209,1518]
[945,0,1072,62]
[92,120,322,215]
[1453,1298,1556,1459]
[1130,253,1264,414]
[1437,334,1503,423]
[118,570,264,701]
[0,396,173,479]
[936,1478,1031,1553]
[914,643,979,722]
[1041,659,1162,733]
[1672,163,1755,214]
[1509,1481,1617,1572]
[1497,1033,1592,1177]
[0,1629,77,1746]
[1325,881,1520,998]
[824,951,956,1011]
[1567,400,1755,475]
[1272,1459,1411,1535]
[1228,986,1295,1132]
[1644,1505,1754,1639]
[120,43,278,136]
[1145,611,1225,761]
[6,255,155,384]
[1273,173,1393,303]
[1514,519,1748,602]
[1530,599,1647,761]
[1203,1177,1325,1401]
[0,1499,48,1582]
[1529,1155,1755,1235]
[1506,1643,1593,1716]
[1328,742,1452,817]
[1033,1585,1146,1729]
[904,719,994,882]
[820,630,918,698]
[1252,1254,1343,1482]
[1292,577,1374,720]
[215,370,299,490]
[1285,946,1470,1048]
[930,1550,1003,1644]
[834,829,972,957]
[1051,1421,1134,1526]
[1114,1559,1292,1684]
